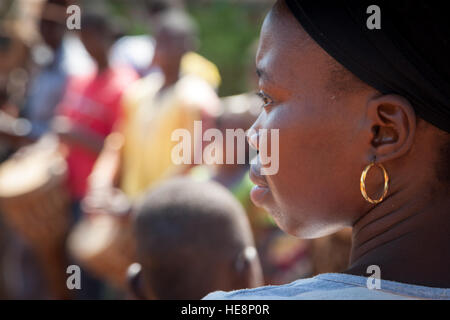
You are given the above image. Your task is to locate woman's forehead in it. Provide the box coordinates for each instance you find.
[256,9,330,90]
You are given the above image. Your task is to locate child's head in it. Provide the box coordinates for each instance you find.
[128,178,263,300]
[152,10,198,73]
[80,12,116,68]
[39,0,68,50]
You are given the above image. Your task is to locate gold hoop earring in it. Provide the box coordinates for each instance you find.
[360,162,389,204]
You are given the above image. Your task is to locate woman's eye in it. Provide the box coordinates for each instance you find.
[256,91,274,109]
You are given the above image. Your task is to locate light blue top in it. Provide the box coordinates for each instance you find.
[203,273,450,300]
[25,36,94,139]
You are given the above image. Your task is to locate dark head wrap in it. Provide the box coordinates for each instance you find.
[285,0,450,133]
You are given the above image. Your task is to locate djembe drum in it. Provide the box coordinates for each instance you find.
[67,189,136,290]
[0,135,71,299]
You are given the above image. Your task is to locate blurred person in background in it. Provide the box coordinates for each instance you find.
[22,0,68,140]
[0,0,32,153]
[22,0,93,141]
[52,11,138,299]
[109,0,174,76]
[53,11,138,211]
[84,8,220,210]
[0,0,88,300]
[67,8,220,294]
[108,0,186,77]
[128,178,263,300]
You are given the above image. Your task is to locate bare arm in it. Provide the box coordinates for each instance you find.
[87,132,124,190]
[81,132,129,216]
[52,116,105,154]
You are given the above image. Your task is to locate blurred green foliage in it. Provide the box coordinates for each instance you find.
[187,1,269,96]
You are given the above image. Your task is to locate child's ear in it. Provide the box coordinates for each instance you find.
[126,263,147,300]
[233,246,264,288]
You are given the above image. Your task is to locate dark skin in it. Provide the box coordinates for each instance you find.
[127,259,261,300]
[249,1,450,288]
[53,27,115,155]
[152,29,191,91]
[79,28,112,73]
[39,0,68,51]
[127,243,264,300]
[39,19,65,51]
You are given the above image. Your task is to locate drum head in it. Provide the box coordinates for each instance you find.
[0,135,67,198]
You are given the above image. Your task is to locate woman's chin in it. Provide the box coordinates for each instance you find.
[251,190,325,238]
[266,207,315,239]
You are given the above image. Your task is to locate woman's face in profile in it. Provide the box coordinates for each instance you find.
[249,4,378,239]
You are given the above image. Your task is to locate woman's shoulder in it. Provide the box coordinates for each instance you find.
[203,273,450,300]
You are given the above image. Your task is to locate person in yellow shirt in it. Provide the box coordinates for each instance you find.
[67,10,221,291]
[86,9,221,204]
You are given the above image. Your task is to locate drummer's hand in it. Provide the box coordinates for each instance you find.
[82,187,132,218]
[52,116,73,139]
[52,116,104,153]
[81,187,112,215]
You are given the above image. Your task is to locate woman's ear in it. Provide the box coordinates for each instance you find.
[366,94,416,162]
[126,263,147,300]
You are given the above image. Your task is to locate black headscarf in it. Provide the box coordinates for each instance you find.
[285,0,450,133]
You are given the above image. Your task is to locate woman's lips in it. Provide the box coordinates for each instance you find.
[249,164,271,206]
[249,163,268,187]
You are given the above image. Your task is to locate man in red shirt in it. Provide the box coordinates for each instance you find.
[54,13,138,203]
[51,11,138,299]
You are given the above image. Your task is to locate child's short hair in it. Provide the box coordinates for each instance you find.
[80,12,118,42]
[134,177,262,299]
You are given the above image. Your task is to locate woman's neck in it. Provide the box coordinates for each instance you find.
[346,183,450,288]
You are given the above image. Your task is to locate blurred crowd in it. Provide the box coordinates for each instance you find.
[0,0,351,299]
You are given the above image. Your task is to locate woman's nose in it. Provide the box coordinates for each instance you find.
[246,129,259,151]
[246,122,259,150]
[246,112,265,151]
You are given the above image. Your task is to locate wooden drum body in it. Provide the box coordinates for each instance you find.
[0,135,71,299]
[0,136,70,251]
[68,212,136,290]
